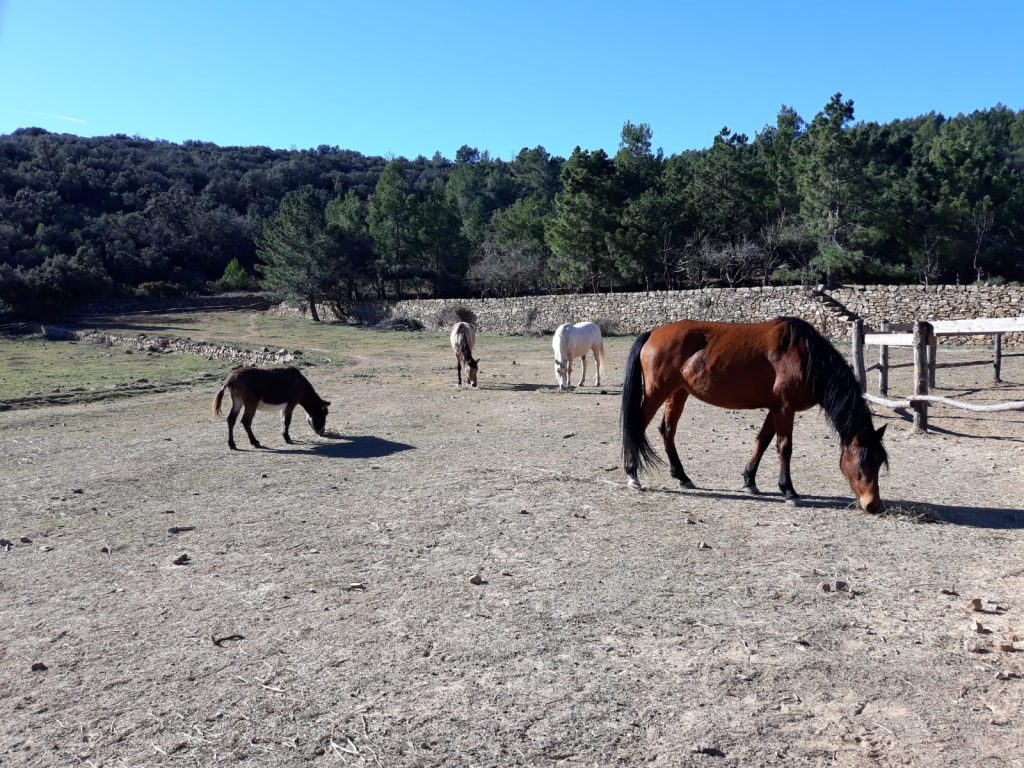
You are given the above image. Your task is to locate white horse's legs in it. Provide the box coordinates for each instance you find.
[578,355,588,386]
[594,342,604,386]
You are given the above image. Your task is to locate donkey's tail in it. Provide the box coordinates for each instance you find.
[620,330,660,479]
[213,385,227,417]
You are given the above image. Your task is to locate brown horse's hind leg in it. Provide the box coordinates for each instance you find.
[455,353,462,387]
[773,408,799,503]
[742,413,777,494]
[240,404,262,449]
[658,390,695,489]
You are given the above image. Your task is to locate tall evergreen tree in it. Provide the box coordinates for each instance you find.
[256,186,335,320]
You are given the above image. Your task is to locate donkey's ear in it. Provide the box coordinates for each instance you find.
[875,424,887,440]
[322,400,331,407]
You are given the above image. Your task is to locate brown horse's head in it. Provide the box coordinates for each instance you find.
[467,358,479,388]
[839,424,888,513]
[306,400,331,435]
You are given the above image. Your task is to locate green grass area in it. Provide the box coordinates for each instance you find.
[0,336,234,403]
[0,310,574,404]
[84,310,546,362]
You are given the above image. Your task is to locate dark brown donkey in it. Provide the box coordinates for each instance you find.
[213,367,330,450]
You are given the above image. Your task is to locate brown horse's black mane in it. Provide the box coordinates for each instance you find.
[779,318,888,466]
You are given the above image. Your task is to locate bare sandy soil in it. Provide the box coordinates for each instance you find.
[2,321,1023,767]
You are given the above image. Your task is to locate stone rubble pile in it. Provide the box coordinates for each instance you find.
[72,330,299,366]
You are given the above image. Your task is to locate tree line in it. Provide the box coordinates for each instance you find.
[1,94,1022,318]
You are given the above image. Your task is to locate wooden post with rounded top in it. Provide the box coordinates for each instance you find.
[912,321,933,433]
[851,319,866,392]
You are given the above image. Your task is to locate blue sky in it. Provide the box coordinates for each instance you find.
[1,0,1021,160]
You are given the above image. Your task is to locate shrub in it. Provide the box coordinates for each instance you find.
[215,258,256,291]
[433,305,477,329]
[135,281,185,297]
[375,316,424,331]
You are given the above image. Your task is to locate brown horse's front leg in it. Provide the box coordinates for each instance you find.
[773,409,798,503]
[282,404,295,444]
[658,390,695,489]
[240,406,262,449]
[454,353,462,387]
[742,413,776,494]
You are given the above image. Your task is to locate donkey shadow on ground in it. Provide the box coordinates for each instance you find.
[268,433,415,459]
[643,484,1024,530]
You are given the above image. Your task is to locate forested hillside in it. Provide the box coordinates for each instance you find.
[1,94,1022,318]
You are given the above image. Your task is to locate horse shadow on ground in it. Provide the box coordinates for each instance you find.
[486,382,621,395]
[486,382,560,393]
[262,434,415,459]
[643,485,1024,530]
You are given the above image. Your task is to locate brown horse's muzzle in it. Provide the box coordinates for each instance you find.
[859,493,883,514]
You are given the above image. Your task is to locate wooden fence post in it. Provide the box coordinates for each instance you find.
[851,319,866,392]
[994,333,1003,382]
[928,332,937,388]
[878,321,889,396]
[913,321,932,433]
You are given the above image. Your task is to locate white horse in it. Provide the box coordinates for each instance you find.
[552,322,604,390]
[450,322,478,387]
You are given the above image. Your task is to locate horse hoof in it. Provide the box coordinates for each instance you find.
[785,497,799,507]
[627,477,643,490]
[743,484,760,495]
[228,444,238,451]
[680,479,696,490]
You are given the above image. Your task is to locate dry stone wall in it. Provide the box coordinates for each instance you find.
[287,284,1022,345]
[829,284,1021,325]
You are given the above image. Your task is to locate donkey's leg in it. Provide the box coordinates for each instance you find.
[742,412,776,494]
[658,390,695,489]
[282,403,296,444]
[578,354,587,387]
[454,353,462,387]
[240,404,262,449]
[226,400,241,451]
[773,408,799,503]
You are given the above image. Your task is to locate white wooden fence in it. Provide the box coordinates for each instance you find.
[850,318,1024,433]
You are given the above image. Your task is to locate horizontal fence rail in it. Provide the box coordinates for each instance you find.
[852,318,1024,432]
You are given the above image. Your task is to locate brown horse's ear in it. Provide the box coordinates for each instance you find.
[322,401,331,407]
[875,424,887,440]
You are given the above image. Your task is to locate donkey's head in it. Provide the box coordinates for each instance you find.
[467,358,479,388]
[306,399,331,435]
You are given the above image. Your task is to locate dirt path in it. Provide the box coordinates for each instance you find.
[1,332,1023,767]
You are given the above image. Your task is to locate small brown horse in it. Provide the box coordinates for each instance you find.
[213,367,330,450]
[621,318,888,512]
[450,322,479,387]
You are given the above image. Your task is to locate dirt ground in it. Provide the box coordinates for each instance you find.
[2,313,1023,767]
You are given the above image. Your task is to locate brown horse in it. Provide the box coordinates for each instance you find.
[620,317,888,512]
[450,322,479,387]
[213,367,330,450]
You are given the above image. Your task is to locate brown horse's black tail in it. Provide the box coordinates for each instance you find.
[621,330,660,478]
